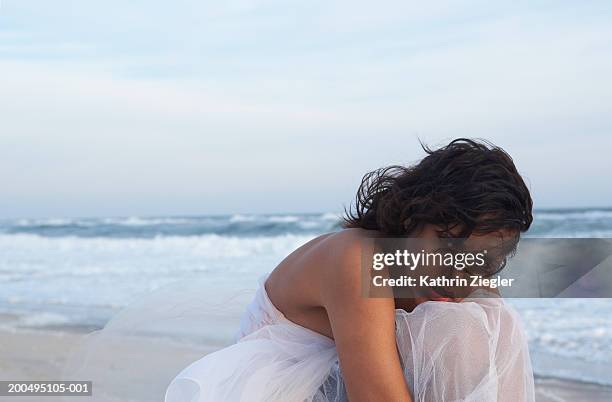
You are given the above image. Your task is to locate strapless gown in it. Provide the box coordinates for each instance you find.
[164,275,535,402]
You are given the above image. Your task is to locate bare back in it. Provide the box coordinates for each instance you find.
[265,228,413,402]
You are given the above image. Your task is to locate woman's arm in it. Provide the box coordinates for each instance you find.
[321,239,413,402]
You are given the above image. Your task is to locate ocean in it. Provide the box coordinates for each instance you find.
[1,209,611,386]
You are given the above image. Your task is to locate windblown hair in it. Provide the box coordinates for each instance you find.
[343,138,533,238]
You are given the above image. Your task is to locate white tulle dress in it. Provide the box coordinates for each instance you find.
[165,276,535,402]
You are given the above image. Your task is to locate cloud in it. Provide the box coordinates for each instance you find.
[0,1,611,216]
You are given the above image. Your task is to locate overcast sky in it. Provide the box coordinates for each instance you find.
[0,1,611,218]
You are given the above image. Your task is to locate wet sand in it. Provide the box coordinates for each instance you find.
[1,328,610,402]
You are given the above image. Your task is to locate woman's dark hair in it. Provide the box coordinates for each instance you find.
[343,138,533,238]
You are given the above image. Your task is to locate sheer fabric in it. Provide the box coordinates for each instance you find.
[165,277,535,402]
[394,291,535,401]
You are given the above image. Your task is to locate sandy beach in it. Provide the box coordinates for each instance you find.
[1,328,610,402]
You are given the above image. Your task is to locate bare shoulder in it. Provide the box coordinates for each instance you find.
[319,227,377,255]
[271,228,375,276]
[289,228,376,284]
[266,228,376,313]
[318,228,373,274]
[313,228,380,304]
[321,227,373,253]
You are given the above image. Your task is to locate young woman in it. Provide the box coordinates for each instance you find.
[165,138,535,402]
